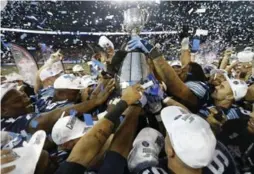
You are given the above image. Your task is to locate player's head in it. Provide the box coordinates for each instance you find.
[211,74,248,107]
[161,106,216,172]
[209,69,227,87]
[1,83,33,118]
[53,74,86,102]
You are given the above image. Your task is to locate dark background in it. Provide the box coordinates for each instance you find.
[1,1,254,63]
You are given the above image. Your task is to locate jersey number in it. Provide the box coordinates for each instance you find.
[207,150,229,174]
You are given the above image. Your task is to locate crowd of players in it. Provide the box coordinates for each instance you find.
[1,31,253,174]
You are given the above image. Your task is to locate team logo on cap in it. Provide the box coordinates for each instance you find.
[66,116,77,130]
[142,141,149,147]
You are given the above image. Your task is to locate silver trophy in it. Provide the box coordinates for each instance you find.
[123,8,149,36]
[117,8,150,90]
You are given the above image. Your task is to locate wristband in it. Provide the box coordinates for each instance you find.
[104,100,128,124]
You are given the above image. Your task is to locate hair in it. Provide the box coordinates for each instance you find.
[187,62,208,82]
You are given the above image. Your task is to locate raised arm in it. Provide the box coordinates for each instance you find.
[149,48,198,111]
[28,79,115,134]
[65,85,143,168]
[219,50,231,70]
[109,105,142,158]
[180,38,191,66]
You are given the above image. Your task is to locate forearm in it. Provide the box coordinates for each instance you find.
[149,48,198,110]
[67,100,129,167]
[109,106,141,158]
[67,118,114,167]
[180,50,191,66]
[219,55,229,70]
[29,99,99,134]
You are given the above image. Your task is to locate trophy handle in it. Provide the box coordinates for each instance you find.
[142,9,150,24]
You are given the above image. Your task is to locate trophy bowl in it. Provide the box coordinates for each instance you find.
[123,8,149,35]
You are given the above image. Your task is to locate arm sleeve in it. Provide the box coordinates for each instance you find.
[104,100,128,124]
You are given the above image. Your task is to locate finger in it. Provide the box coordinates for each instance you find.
[128,42,137,49]
[1,165,16,174]
[1,154,17,164]
[128,40,136,45]
[106,80,115,90]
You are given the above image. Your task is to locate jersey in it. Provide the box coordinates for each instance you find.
[203,141,239,174]
[136,141,238,174]
[43,99,73,112]
[198,105,251,121]
[185,81,211,109]
[1,131,27,149]
[1,113,37,139]
[33,86,55,113]
[217,118,254,173]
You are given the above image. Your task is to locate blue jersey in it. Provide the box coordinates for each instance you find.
[1,113,37,139]
[43,100,73,112]
[33,86,55,113]
[33,86,74,113]
[198,105,251,120]
[133,141,238,174]
[185,81,211,108]
[1,131,27,149]
[218,118,254,173]
[203,141,239,174]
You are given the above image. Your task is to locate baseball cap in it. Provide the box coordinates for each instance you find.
[54,74,86,90]
[52,116,89,145]
[1,83,17,101]
[161,106,216,169]
[72,65,84,73]
[1,130,46,174]
[237,48,254,63]
[39,61,63,81]
[81,75,97,88]
[98,36,114,50]
[170,60,182,67]
[223,74,248,101]
[128,127,164,173]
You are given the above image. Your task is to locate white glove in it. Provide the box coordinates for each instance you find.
[181,37,189,50]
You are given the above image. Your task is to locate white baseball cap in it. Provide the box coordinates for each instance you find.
[1,130,46,174]
[54,74,86,90]
[237,49,254,63]
[81,75,97,88]
[98,36,114,50]
[223,74,248,101]
[72,65,84,73]
[161,106,216,169]
[128,127,164,173]
[170,60,182,67]
[39,61,63,81]
[1,83,17,101]
[52,116,90,145]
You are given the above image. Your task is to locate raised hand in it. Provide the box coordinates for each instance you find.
[94,79,115,105]
[121,84,143,105]
[127,36,153,53]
